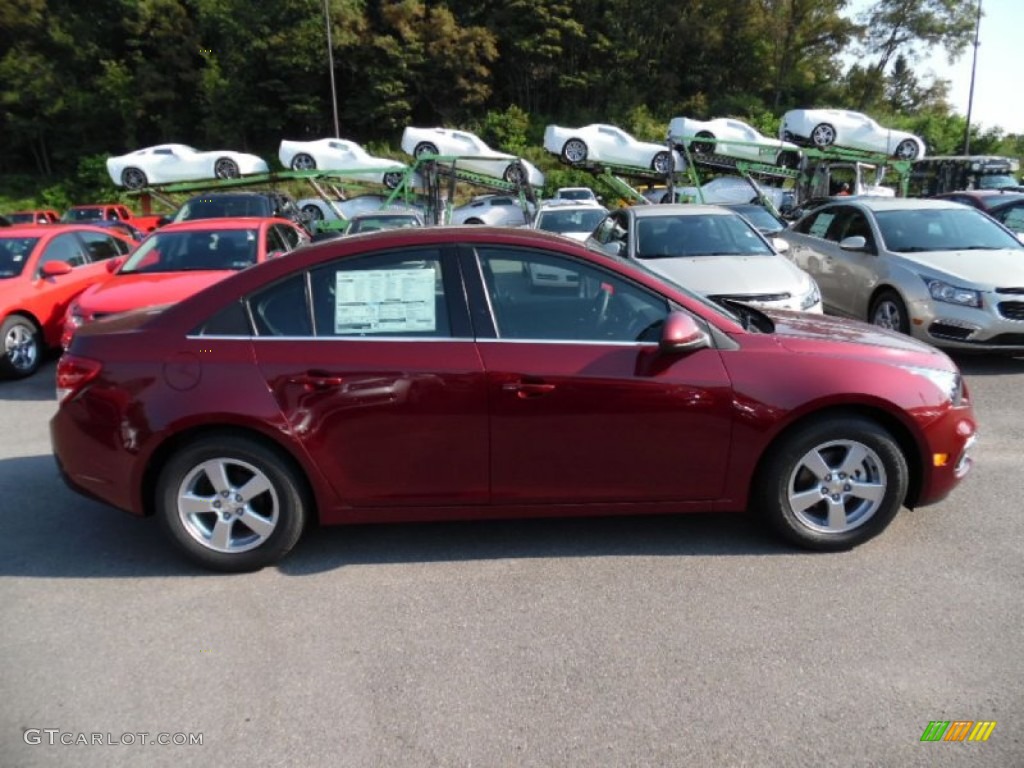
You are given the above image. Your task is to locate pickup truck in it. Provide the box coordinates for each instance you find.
[61,204,163,233]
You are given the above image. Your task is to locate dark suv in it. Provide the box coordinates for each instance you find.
[170,191,313,232]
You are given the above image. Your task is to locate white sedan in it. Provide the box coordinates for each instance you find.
[543,123,681,173]
[780,109,926,160]
[400,127,544,187]
[106,144,269,190]
[278,138,413,189]
[667,117,802,168]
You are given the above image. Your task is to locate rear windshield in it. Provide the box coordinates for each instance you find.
[120,229,259,273]
[173,195,272,221]
[0,237,41,278]
[62,208,104,222]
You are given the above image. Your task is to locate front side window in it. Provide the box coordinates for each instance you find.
[37,233,89,270]
[476,247,668,343]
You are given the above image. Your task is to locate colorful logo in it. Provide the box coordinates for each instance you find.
[920,721,996,742]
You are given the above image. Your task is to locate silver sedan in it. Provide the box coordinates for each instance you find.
[779,198,1024,351]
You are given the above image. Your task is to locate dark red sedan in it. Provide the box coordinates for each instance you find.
[51,227,977,571]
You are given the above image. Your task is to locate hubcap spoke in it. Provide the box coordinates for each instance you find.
[825,498,848,531]
[838,444,869,477]
[209,518,233,550]
[239,509,275,538]
[198,459,232,495]
[790,488,824,513]
[237,474,271,503]
[800,449,833,481]
[849,480,885,504]
[180,493,215,516]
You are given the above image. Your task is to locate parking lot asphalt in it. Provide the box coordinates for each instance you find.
[1,355,1022,767]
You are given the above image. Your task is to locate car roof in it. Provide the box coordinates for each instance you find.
[0,223,125,237]
[848,198,966,212]
[628,204,736,218]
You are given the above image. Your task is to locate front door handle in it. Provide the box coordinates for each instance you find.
[503,380,556,399]
[289,371,344,390]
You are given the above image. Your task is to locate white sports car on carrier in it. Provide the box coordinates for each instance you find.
[106,144,269,190]
[780,109,926,160]
[278,138,413,189]
[543,123,681,173]
[399,127,544,187]
[667,117,802,168]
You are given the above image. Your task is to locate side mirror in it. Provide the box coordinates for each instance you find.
[839,235,869,252]
[659,311,709,354]
[40,261,73,278]
[772,237,790,254]
[106,257,125,273]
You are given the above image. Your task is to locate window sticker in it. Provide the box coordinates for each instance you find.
[334,268,436,334]
[809,213,835,238]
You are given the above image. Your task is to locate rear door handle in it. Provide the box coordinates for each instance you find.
[290,371,344,390]
[503,381,556,399]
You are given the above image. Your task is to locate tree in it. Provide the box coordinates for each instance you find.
[853,0,977,109]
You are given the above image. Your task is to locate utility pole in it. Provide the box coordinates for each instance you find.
[324,0,341,138]
[963,0,982,154]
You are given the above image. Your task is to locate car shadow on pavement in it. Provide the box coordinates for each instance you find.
[0,358,59,402]
[279,514,793,577]
[949,353,1024,376]
[0,454,792,579]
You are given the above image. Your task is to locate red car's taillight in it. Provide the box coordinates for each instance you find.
[56,355,102,404]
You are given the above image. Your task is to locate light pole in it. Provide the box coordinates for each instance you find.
[963,0,982,154]
[323,0,340,138]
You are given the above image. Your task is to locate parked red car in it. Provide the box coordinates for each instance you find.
[61,203,164,233]
[62,217,309,348]
[0,224,135,378]
[51,227,976,571]
[6,209,61,225]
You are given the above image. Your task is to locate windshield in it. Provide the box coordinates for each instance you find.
[61,208,104,222]
[120,229,259,273]
[173,195,272,221]
[347,215,421,233]
[8,213,39,224]
[977,174,1020,190]
[0,236,40,278]
[635,213,774,259]
[730,206,786,234]
[557,189,595,201]
[536,209,606,235]
[875,207,1024,252]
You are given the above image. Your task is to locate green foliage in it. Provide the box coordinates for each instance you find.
[0,0,1020,204]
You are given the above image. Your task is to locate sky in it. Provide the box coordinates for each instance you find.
[845,0,1022,135]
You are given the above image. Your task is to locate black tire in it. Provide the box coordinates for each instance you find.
[777,150,801,169]
[121,167,148,190]
[301,203,324,221]
[503,162,525,184]
[894,139,920,160]
[0,315,43,379]
[651,151,673,174]
[690,131,715,156]
[561,138,588,164]
[157,435,309,572]
[810,123,836,148]
[214,157,241,179]
[413,142,439,158]
[291,153,317,171]
[754,416,908,551]
[382,171,404,189]
[870,289,910,335]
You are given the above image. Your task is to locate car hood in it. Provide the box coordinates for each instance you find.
[640,254,810,297]
[77,271,233,314]
[764,308,951,364]
[893,247,1024,288]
